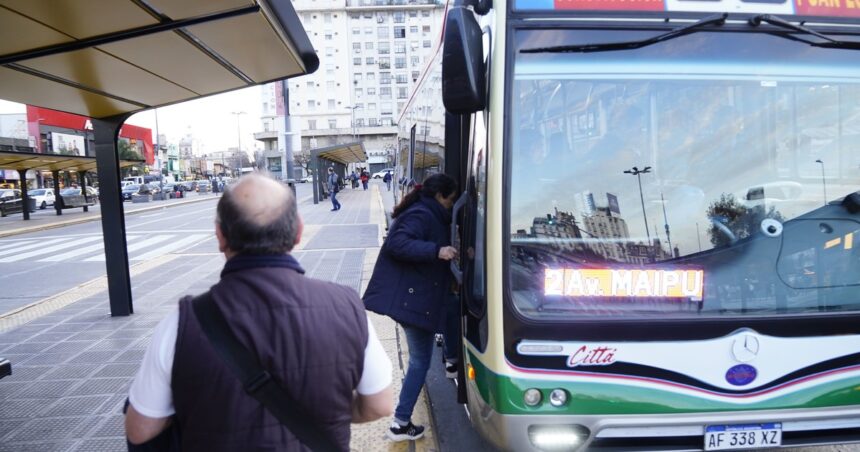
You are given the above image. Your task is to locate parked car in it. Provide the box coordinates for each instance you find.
[196,180,211,192]
[59,188,97,208]
[300,175,313,183]
[372,168,393,179]
[28,188,56,209]
[0,189,23,217]
[121,184,140,201]
[182,181,198,192]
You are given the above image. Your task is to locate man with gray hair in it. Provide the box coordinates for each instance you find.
[125,174,393,451]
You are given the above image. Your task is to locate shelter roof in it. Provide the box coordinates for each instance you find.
[0,150,140,172]
[312,141,367,165]
[0,0,318,119]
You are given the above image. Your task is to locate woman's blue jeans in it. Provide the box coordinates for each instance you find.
[394,324,435,423]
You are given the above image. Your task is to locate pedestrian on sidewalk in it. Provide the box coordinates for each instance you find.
[360,171,369,191]
[350,170,358,189]
[363,173,459,442]
[328,167,341,211]
[383,170,392,191]
[125,174,393,451]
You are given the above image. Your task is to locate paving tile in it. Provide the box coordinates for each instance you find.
[41,364,101,381]
[46,323,92,334]
[40,395,111,417]
[0,441,76,452]
[20,352,76,366]
[15,380,78,399]
[90,415,123,438]
[28,332,77,343]
[0,398,54,419]
[113,349,145,363]
[7,416,88,441]
[67,330,112,341]
[70,350,120,364]
[0,365,51,382]
[2,342,54,354]
[86,338,136,351]
[44,341,94,354]
[71,438,125,452]
[92,363,139,379]
[67,378,130,396]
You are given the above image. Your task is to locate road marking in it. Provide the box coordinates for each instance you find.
[0,237,70,259]
[131,234,209,261]
[84,234,174,262]
[139,212,166,218]
[0,236,104,263]
[0,240,34,252]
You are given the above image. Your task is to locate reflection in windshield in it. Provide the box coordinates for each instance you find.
[509,30,860,319]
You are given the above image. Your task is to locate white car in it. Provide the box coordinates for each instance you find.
[372,168,393,179]
[28,188,56,209]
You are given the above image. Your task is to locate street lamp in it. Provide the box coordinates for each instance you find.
[815,159,827,206]
[623,166,652,246]
[231,111,247,177]
[345,105,361,139]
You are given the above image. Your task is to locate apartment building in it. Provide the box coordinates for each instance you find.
[256,0,445,176]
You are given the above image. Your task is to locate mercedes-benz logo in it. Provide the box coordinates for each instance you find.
[731,334,760,363]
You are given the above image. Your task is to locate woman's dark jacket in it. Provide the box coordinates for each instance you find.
[364,195,452,332]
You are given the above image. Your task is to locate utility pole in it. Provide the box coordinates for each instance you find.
[231,111,246,178]
[282,80,294,181]
[815,159,827,206]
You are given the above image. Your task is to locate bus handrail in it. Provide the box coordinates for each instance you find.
[450,190,468,284]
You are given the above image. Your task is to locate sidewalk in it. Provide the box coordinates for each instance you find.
[0,181,438,451]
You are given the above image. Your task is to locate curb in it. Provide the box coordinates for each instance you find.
[0,195,219,239]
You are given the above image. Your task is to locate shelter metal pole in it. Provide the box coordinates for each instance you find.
[312,152,319,205]
[17,169,29,220]
[79,171,89,212]
[52,171,62,216]
[93,115,133,317]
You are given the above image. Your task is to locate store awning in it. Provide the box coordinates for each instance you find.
[312,141,367,165]
[0,150,141,172]
[0,0,318,119]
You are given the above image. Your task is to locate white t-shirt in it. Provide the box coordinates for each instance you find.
[128,309,392,418]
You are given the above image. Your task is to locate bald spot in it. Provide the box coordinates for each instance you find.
[228,174,291,227]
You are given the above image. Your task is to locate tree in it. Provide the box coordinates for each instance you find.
[253,150,267,170]
[117,140,144,178]
[294,152,312,175]
[706,193,785,248]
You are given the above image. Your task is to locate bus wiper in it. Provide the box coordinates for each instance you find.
[520,13,727,54]
[749,14,860,50]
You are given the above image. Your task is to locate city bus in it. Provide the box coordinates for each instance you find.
[396,0,860,449]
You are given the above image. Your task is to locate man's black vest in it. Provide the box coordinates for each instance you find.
[171,255,368,451]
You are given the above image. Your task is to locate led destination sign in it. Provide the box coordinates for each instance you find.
[545,268,704,300]
[517,0,860,18]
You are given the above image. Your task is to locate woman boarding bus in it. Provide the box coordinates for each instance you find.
[397,0,860,449]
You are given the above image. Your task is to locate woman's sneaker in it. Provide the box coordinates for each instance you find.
[387,421,425,441]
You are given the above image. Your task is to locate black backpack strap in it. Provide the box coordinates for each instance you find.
[191,294,340,452]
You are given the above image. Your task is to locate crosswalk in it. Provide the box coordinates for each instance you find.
[0,233,211,264]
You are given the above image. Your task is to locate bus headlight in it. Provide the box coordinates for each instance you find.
[528,425,590,451]
[549,389,568,407]
[524,388,542,406]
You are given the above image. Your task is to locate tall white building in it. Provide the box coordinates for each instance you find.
[255,0,445,176]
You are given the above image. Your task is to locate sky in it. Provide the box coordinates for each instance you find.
[0,85,264,156]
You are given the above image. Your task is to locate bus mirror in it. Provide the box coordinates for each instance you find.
[443,7,486,114]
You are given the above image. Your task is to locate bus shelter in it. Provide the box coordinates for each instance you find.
[0,0,318,317]
[310,141,367,204]
[0,150,141,219]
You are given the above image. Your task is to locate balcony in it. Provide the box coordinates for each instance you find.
[254,130,278,141]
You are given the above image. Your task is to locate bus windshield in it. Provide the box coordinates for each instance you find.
[508,27,860,320]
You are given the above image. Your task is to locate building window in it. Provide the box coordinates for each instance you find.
[324,13,332,23]
[355,118,365,127]
[409,25,418,34]
[381,118,393,126]
[364,27,373,35]
[423,40,431,48]
[369,118,378,126]
[368,103,377,110]
[328,99,336,109]
[411,56,420,67]
[326,47,334,56]
[325,31,332,40]
[353,42,362,50]
[394,27,405,39]
[378,42,390,54]
[354,57,362,65]
[350,13,360,19]
[306,81,314,89]
[354,73,363,81]
[410,40,419,51]
[381,102,393,115]
[366,56,375,65]
[422,10,430,17]
[395,43,406,54]
[376,12,387,23]
[356,102,364,109]
[395,56,406,69]
[377,26,389,39]
[380,72,391,85]
[397,101,405,112]
[397,87,408,98]
[327,81,336,90]
[379,57,390,69]
[365,41,374,50]
[363,12,373,19]
[308,100,316,109]
[367,87,376,95]
[422,25,430,35]
[367,72,375,81]
[396,73,408,84]
[308,119,317,130]
[329,119,337,129]
[352,27,360,35]
[393,11,405,23]
[355,88,363,97]
[380,87,392,99]
[409,11,417,17]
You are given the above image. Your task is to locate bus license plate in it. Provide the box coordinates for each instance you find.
[704,423,782,450]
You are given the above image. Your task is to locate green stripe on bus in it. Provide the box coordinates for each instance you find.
[467,351,860,415]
